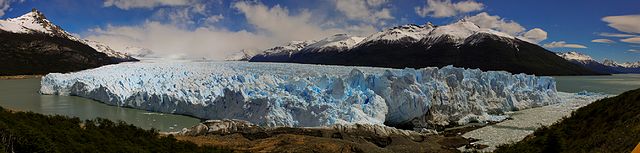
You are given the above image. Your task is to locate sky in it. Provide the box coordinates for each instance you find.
[0,0,639,62]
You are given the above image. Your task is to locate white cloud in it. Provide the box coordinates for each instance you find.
[464,12,548,43]
[0,0,9,17]
[333,0,394,24]
[85,22,277,59]
[366,0,386,7]
[627,49,640,53]
[233,1,375,42]
[602,14,640,34]
[204,14,223,24]
[591,39,615,43]
[519,28,548,44]
[415,0,483,18]
[598,32,637,37]
[465,12,524,36]
[621,37,640,44]
[103,0,194,10]
[86,1,378,60]
[543,41,588,48]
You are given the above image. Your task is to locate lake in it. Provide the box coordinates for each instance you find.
[553,74,640,95]
[0,78,200,132]
[0,73,638,132]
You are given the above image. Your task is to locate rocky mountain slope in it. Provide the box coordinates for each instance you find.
[249,20,601,76]
[0,9,136,75]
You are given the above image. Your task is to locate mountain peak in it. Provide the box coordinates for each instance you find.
[16,8,48,22]
[557,51,594,62]
[3,9,69,37]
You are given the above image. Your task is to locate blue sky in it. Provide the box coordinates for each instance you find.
[1,0,639,61]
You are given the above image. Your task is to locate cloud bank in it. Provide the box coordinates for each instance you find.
[543,41,587,48]
[87,1,378,59]
[591,39,615,43]
[103,0,195,10]
[464,12,548,43]
[415,0,483,18]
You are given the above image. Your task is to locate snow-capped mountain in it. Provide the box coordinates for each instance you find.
[225,49,260,61]
[302,34,364,52]
[0,9,136,75]
[84,40,137,62]
[621,62,640,68]
[556,51,594,64]
[0,9,70,38]
[602,59,621,67]
[0,9,135,62]
[251,20,600,76]
[556,52,618,74]
[556,52,640,74]
[250,40,316,62]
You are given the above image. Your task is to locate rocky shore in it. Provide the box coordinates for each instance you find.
[166,119,484,152]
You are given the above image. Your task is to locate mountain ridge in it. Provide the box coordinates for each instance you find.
[556,51,640,74]
[0,9,137,75]
[248,20,602,76]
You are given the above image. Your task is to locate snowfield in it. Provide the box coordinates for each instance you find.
[41,61,559,128]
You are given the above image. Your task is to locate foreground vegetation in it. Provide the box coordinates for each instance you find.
[0,107,228,153]
[495,88,640,153]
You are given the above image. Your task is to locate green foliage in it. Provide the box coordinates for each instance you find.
[0,107,229,153]
[495,88,640,153]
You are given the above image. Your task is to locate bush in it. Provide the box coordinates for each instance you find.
[495,88,640,153]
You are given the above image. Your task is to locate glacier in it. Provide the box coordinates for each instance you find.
[40,61,559,128]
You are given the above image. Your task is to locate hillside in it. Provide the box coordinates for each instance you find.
[495,88,640,153]
[0,32,118,75]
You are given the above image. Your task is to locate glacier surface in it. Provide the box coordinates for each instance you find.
[41,61,559,128]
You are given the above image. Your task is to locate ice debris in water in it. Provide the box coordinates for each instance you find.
[40,61,560,128]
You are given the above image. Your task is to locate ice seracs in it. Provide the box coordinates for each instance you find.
[0,9,136,62]
[41,61,559,129]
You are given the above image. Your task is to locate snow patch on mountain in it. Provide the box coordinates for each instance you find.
[84,40,135,61]
[303,34,364,52]
[359,23,434,45]
[621,62,640,68]
[556,51,595,64]
[356,20,517,47]
[41,61,560,128]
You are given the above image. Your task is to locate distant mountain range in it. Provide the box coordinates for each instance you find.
[556,52,640,74]
[241,20,602,76]
[0,9,137,75]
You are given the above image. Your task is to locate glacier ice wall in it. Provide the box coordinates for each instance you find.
[40,61,559,128]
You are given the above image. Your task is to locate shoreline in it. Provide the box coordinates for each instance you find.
[0,75,43,80]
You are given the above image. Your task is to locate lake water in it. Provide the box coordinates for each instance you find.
[0,78,200,132]
[553,74,640,95]
[0,73,638,132]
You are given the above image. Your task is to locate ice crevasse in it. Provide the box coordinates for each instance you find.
[40,61,559,128]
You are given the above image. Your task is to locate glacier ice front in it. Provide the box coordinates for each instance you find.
[40,61,559,128]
